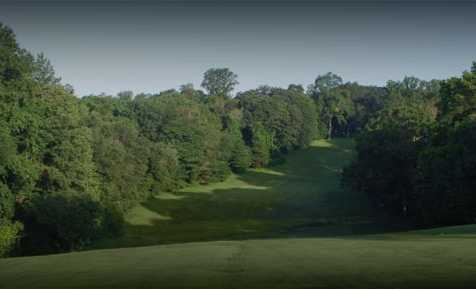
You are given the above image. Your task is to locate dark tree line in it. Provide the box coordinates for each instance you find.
[344,63,476,227]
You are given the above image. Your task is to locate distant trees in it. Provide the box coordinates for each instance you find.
[308,73,353,139]
[238,86,317,166]
[438,64,476,122]
[201,68,239,98]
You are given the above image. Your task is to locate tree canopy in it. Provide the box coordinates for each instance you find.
[1,22,475,257]
[201,68,239,98]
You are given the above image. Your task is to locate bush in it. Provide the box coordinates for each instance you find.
[0,220,22,257]
[18,194,122,255]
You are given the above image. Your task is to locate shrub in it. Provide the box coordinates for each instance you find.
[0,220,22,257]
[18,194,122,255]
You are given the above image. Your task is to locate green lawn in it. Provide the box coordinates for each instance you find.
[1,138,476,289]
[1,233,476,289]
[92,138,375,249]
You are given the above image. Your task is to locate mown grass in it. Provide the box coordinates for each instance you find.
[1,138,475,289]
[1,233,476,289]
[92,138,376,249]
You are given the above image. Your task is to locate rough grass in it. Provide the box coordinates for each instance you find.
[1,138,476,289]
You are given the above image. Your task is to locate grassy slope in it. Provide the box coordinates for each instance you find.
[1,139,476,289]
[93,139,375,249]
[1,234,476,289]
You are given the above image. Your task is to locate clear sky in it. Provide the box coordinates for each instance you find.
[1,1,475,96]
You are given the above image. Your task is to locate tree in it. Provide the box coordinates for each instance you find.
[18,194,119,255]
[308,73,352,139]
[148,142,182,192]
[0,23,30,85]
[288,84,305,93]
[92,119,151,210]
[238,86,317,165]
[201,68,238,98]
[222,119,251,173]
[117,90,134,100]
[32,53,61,86]
[0,220,21,257]
[343,63,476,226]
[438,67,476,123]
[245,122,272,167]
[343,102,435,219]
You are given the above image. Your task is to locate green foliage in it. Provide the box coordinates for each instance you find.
[3,139,476,289]
[0,126,16,221]
[0,220,22,257]
[223,121,252,172]
[245,122,272,167]
[0,183,14,221]
[416,119,476,225]
[239,86,317,166]
[133,93,229,184]
[344,102,434,217]
[18,194,121,255]
[0,23,33,87]
[148,142,182,192]
[201,68,239,98]
[306,74,438,139]
[4,21,475,259]
[227,135,252,173]
[32,53,61,86]
[344,63,476,226]
[0,23,104,256]
[338,83,387,136]
[308,73,353,139]
[438,68,476,123]
[91,116,150,211]
[92,139,368,250]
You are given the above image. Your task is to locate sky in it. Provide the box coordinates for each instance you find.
[0,0,475,96]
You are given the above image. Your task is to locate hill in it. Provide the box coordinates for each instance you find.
[1,139,475,289]
[1,231,476,289]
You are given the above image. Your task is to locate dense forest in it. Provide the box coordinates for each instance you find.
[0,22,475,257]
[344,63,476,226]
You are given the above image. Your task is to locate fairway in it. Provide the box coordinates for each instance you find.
[1,139,476,289]
[92,139,375,249]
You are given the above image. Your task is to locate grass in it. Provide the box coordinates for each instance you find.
[92,138,375,249]
[1,138,476,289]
[1,235,476,289]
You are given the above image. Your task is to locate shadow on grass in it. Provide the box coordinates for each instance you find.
[90,138,432,250]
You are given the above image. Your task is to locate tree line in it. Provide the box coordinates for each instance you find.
[343,63,476,227]
[1,22,474,257]
[0,24,320,256]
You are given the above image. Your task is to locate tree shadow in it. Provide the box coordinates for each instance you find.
[92,139,418,250]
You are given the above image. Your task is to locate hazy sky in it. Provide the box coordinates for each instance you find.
[1,0,475,96]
